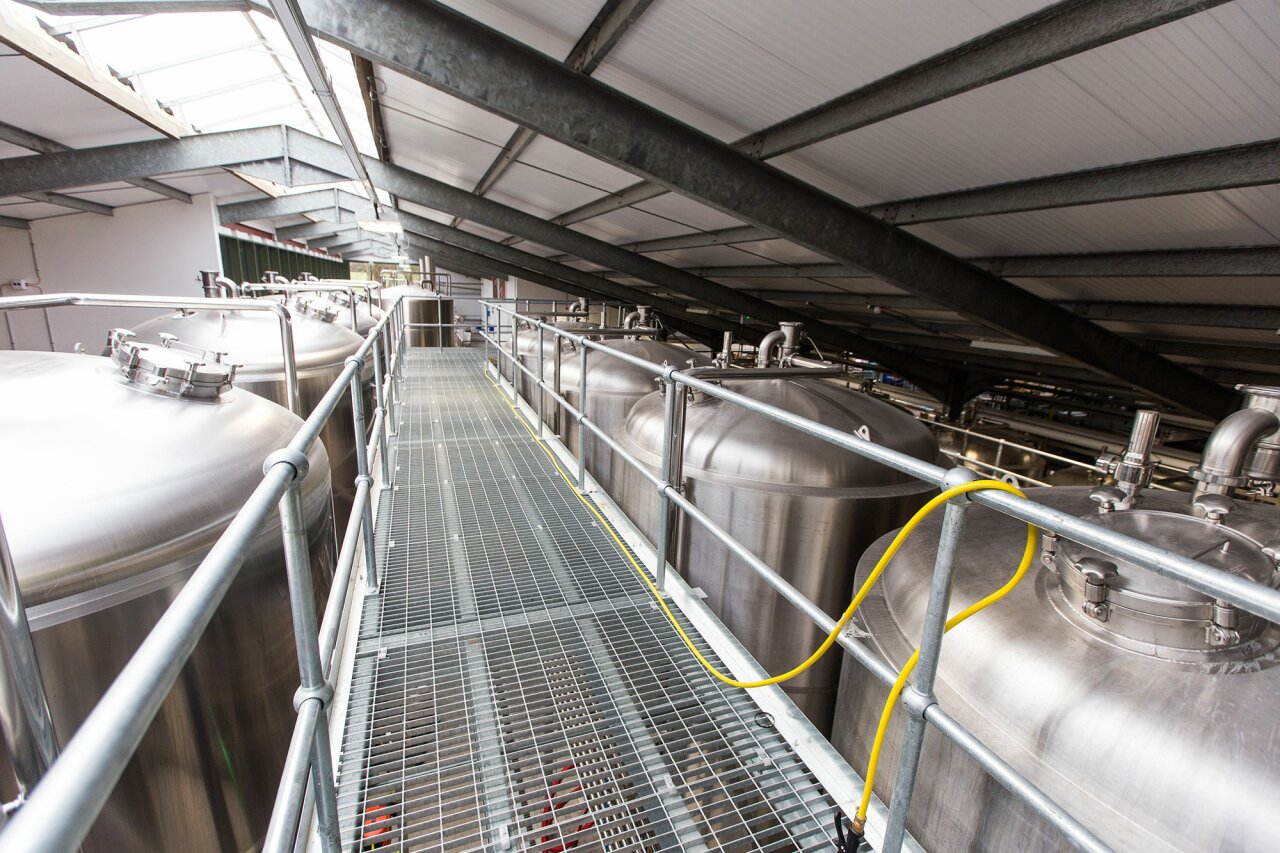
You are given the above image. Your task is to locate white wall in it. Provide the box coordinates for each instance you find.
[4,194,221,352]
[512,278,572,305]
[0,227,41,349]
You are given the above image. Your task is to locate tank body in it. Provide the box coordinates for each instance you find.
[551,338,712,493]
[612,378,939,733]
[0,349,334,853]
[507,321,599,420]
[380,286,454,347]
[938,425,1047,481]
[830,486,1280,853]
[131,304,366,531]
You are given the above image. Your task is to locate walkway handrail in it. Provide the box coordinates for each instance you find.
[0,293,407,853]
[480,299,1280,853]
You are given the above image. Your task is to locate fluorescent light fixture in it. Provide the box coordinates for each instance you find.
[969,339,1058,358]
[357,219,404,235]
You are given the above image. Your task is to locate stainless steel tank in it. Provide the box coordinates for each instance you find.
[550,338,712,493]
[507,320,599,419]
[830,485,1280,851]
[380,286,454,347]
[937,425,1047,481]
[612,378,939,733]
[302,289,383,336]
[131,298,367,532]
[0,343,334,852]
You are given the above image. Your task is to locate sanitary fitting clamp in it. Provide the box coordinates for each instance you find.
[1077,557,1118,622]
[1205,600,1242,647]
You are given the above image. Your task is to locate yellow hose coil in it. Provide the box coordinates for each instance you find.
[485,370,1037,827]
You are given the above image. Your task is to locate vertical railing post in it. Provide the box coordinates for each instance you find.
[576,342,588,492]
[347,361,378,590]
[270,453,341,853]
[552,338,563,436]
[881,467,976,853]
[536,324,546,437]
[370,340,392,487]
[509,311,519,405]
[652,373,687,592]
[0,513,59,801]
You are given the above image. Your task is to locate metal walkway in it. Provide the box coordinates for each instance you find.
[333,349,840,852]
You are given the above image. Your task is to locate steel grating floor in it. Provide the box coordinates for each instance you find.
[335,349,840,852]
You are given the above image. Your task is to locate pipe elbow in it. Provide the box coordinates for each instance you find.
[757,330,785,367]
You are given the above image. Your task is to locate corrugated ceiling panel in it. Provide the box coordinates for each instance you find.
[514,136,637,194]
[427,0,600,59]
[728,240,832,265]
[563,205,691,244]
[596,0,1049,140]
[487,161,622,218]
[780,0,1280,205]
[397,199,452,223]
[0,199,75,219]
[905,191,1279,257]
[378,69,517,188]
[644,244,771,267]
[1015,276,1280,306]
[0,56,161,150]
[631,193,745,232]
[1215,185,1280,241]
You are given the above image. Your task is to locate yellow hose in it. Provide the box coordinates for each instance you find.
[855,493,1037,826]
[484,370,1037,828]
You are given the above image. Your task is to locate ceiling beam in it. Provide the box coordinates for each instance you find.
[19,190,113,216]
[266,0,385,217]
[867,138,1280,224]
[663,247,1280,279]
[740,292,1280,330]
[0,119,192,203]
[0,214,30,230]
[306,0,1234,417]
[274,219,360,241]
[217,188,373,224]
[533,0,1229,229]
[0,125,284,196]
[403,235,724,349]
[396,210,750,342]
[465,0,655,204]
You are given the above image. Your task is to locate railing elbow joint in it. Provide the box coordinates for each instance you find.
[264,448,310,482]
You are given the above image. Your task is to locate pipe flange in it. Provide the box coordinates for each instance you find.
[264,447,311,480]
[1188,466,1250,488]
[294,682,334,712]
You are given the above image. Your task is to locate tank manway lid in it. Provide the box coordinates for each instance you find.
[291,293,339,323]
[1055,507,1277,654]
[109,328,236,399]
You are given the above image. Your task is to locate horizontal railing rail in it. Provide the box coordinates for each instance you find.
[480,299,1280,853]
[0,292,409,853]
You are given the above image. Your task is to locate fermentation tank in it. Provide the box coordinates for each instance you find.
[380,285,453,347]
[937,425,1047,482]
[131,295,366,531]
[304,289,383,336]
[508,320,599,420]
[0,341,334,852]
[551,337,712,493]
[831,403,1280,852]
[612,374,939,733]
